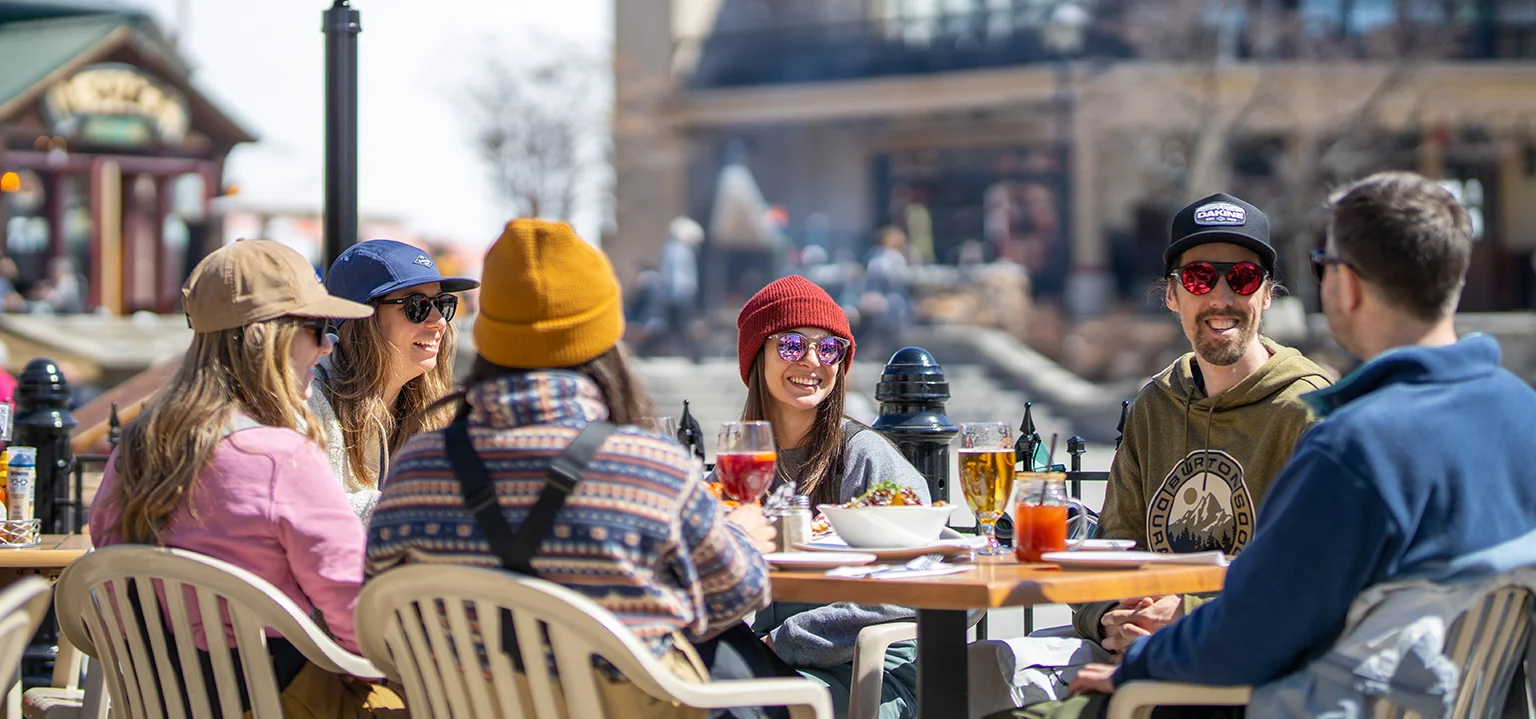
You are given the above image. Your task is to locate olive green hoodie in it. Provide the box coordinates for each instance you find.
[1072,337,1331,642]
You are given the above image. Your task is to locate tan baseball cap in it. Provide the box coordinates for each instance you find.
[183,239,374,333]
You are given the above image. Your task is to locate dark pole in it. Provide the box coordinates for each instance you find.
[322,0,361,276]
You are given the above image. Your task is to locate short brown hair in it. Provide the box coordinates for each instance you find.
[1328,172,1472,321]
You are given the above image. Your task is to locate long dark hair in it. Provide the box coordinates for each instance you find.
[741,351,849,507]
[436,344,655,425]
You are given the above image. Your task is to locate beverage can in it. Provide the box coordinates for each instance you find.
[7,447,37,522]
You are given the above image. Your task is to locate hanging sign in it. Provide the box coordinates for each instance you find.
[43,63,190,145]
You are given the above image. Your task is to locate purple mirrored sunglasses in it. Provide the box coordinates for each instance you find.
[773,332,850,366]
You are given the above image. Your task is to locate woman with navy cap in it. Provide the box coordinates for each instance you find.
[311,240,480,522]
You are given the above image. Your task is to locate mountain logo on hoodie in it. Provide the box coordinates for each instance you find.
[1146,449,1254,554]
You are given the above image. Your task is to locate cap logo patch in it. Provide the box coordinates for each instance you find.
[1194,202,1246,226]
[413,254,435,268]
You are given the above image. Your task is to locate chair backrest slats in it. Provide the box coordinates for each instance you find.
[479,599,529,719]
[193,586,244,719]
[513,611,564,718]
[419,596,474,717]
[132,578,187,719]
[399,599,455,717]
[57,546,383,719]
[0,578,54,715]
[116,578,170,719]
[93,581,151,719]
[444,597,498,717]
[549,622,605,718]
[230,610,281,718]
[161,581,213,718]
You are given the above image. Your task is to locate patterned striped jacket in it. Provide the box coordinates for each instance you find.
[365,371,771,656]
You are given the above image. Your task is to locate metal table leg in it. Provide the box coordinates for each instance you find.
[916,609,969,719]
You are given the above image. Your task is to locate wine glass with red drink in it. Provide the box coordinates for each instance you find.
[716,421,776,504]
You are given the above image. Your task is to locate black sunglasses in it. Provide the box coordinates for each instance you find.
[297,319,329,345]
[774,332,851,366]
[1309,250,1357,283]
[1169,261,1268,296]
[374,293,458,323]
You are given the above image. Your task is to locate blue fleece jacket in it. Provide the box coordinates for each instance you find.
[1116,333,1536,686]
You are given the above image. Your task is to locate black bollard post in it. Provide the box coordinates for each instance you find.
[13,359,78,535]
[871,347,959,504]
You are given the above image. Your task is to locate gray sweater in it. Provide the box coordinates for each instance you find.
[737,420,931,668]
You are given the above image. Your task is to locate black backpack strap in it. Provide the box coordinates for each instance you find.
[444,420,616,574]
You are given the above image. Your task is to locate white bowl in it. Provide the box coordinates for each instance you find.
[817,504,955,549]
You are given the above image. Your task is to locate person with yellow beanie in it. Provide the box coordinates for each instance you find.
[366,220,810,719]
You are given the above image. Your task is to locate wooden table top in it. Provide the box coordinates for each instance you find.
[770,556,1227,610]
[0,534,92,569]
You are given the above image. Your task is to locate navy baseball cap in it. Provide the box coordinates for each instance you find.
[325,239,480,305]
[1165,193,1276,275]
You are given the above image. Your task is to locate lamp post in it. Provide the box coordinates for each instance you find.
[322,1,361,275]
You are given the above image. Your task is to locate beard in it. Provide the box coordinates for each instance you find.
[1190,308,1258,366]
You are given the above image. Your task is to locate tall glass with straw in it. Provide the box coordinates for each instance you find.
[958,422,1016,556]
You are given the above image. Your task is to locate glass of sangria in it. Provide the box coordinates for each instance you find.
[715,421,777,504]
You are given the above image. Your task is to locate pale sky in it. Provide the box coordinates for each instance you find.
[129,0,612,248]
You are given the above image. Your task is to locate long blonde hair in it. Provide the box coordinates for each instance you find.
[323,314,458,487]
[741,352,849,507]
[109,318,321,545]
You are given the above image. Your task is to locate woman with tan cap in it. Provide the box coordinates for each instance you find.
[91,240,404,717]
[367,220,794,718]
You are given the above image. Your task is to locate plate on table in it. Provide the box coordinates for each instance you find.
[1072,539,1137,552]
[764,552,877,571]
[794,528,986,561]
[1041,550,1163,570]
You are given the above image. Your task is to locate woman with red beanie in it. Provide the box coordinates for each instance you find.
[727,275,929,719]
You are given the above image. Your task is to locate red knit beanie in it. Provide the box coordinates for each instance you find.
[737,275,855,385]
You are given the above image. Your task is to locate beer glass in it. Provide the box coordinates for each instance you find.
[716,421,777,503]
[959,422,1015,556]
[1012,472,1089,562]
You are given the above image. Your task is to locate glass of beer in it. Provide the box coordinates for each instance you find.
[1013,472,1089,562]
[716,421,777,504]
[959,422,1016,556]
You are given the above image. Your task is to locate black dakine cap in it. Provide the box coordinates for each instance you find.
[1165,193,1276,275]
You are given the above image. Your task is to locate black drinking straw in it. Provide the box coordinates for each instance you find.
[1047,432,1059,469]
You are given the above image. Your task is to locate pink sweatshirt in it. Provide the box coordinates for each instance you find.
[90,426,365,653]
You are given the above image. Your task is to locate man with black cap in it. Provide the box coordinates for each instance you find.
[967,194,1333,719]
[1073,193,1332,651]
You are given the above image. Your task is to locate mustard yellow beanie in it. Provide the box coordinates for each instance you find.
[474,219,624,369]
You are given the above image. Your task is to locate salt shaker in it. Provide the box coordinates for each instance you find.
[777,495,812,552]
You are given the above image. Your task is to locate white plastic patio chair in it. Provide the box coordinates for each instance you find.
[1,577,54,718]
[53,544,385,719]
[849,609,987,719]
[357,563,834,719]
[1107,585,1535,719]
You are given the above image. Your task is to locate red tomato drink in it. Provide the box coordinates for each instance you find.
[1014,503,1069,563]
[716,452,777,503]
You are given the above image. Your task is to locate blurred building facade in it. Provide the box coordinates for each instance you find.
[0,1,255,315]
[615,0,1536,315]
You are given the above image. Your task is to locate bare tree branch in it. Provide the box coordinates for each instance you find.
[463,49,611,227]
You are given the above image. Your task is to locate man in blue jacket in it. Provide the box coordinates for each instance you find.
[1067,171,1536,710]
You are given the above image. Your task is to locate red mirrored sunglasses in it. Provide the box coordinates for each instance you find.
[1170,261,1268,296]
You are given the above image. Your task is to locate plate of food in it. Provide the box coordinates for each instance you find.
[794,528,984,561]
